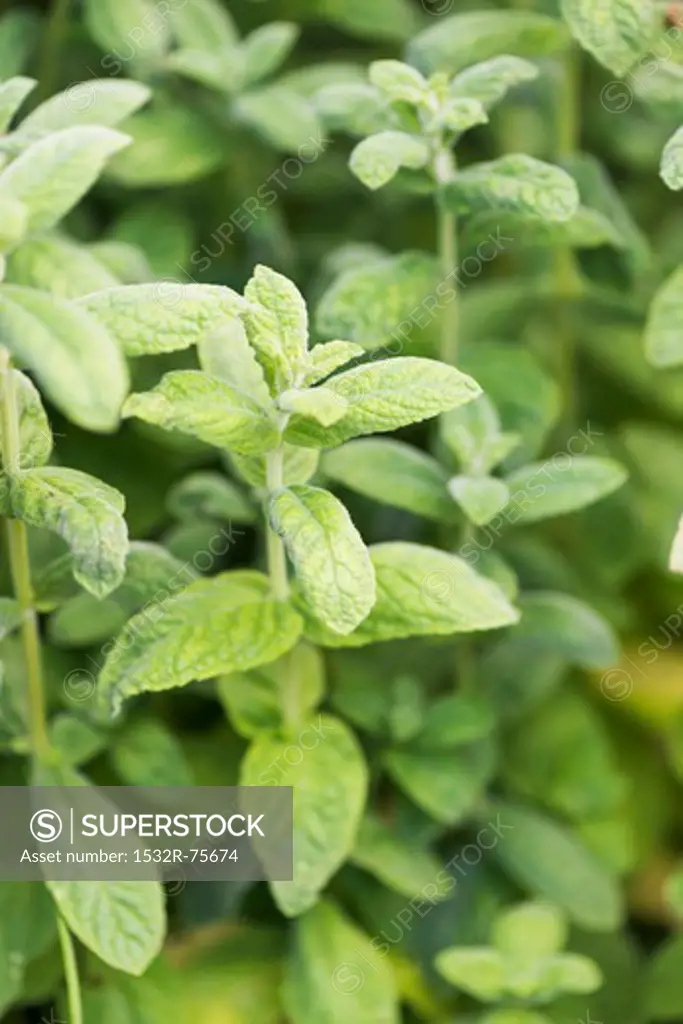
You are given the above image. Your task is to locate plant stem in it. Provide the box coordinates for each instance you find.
[37,0,72,101]
[57,916,83,1024]
[265,446,289,600]
[433,147,460,366]
[0,350,50,759]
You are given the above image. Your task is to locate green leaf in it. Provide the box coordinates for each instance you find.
[504,456,627,523]
[167,472,255,525]
[316,251,438,351]
[415,692,496,750]
[79,282,244,356]
[84,0,170,56]
[450,56,539,110]
[198,317,272,407]
[644,265,683,367]
[482,1012,552,1024]
[561,0,658,76]
[304,543,518,647]
[231,443,319,491]
[112,718,193,786]
[123,371,280,456]
[283,900,399,1023]
[0,126,129,235]
[47,878,165,976]
[323,438,454,523]
[50,714,106,766]
[303,341,364,386]
[317,0,419,42]
[351,813,445,899]
[167,46,243,94]
[21,80,151,132]
[234,86,321,154]
[168,0,238,52]
[240,715,367,917]
[6,234,119,298]
[385,740,495,823]
[662,126,683,191]
[0,76,36,132]
[0,882,57,1015]
[108,104,228,186]
[461,205,628,255]
[270,485,375,634]
[286,357,481,449]
[486,802,623,931]
[435,947,506,1001]
[646,935,683,1020]
[0,285,128,431]
[0,370,52,470]
[0,598,21,642]
[440,394,519,475]
[368,59,428,104]
[242,23,299,86]
[349,131,430,190]
[493,903,568,958]
[244,264,309,385]
[407,11,570,75]
[448,475,511,527]
[9,467,128,599]
[0,10,40,79]
[97,571,302,715]
[444,155,580,223]
[279,387,348,426]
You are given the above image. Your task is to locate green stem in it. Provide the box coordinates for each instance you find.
[37,0,72,101]
[0,349,50,760]
[265,447,289,601]
[433,147,459,367]
[57,916,83,1024]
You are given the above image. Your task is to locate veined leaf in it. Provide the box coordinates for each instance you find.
[349,131,430,190]
[286,357,481,448]
[0,370,52,470]
[269,485,376,634]
[279,387,348,426]
[0,285,128,432]
[451,55,539,110]
[0,76,36,131]
[198,318,272,407]
[0,126,129,235]
[561,0,658,76]
[21,80,151,132]
[323,438,455,522]
[6,234,119,298]
[369,59,429,105]
[444,155,580,223]
[97,571,302,715]
[645,265,683,367]
[316,251,438,351]
[123,371,279,456]
[244,264,309,385]
[79,283,244,356]
[504,456,627,523]
[662,127,683,191]
[240,715,367,917]
[385,740,495,823]
[242,22,300,86]
[9,467,128,599]
[461,206,627,255]
[303,341,364,386]
[283,900,399,1022]
[407,11,570,75]
[301,542,519,647]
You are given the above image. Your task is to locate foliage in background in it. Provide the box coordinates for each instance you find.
[2,0,683,1022]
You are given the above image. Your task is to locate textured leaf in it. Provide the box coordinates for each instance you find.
[448,475,511,526]
[504,456,627,523]
[286,357,481,449]
[123,371,279,456]
[198,318,272,407]
[79,283,243,356]
[461,206,627,255]
[21,80,151,132]
[0,370,52,470]
[303,341,364,386]
[561,0,658,76]
[0,76,35,131]
[0,285,128,432]
[97,571,302,715]
[242,22,299,86]
[451,56,539,110]
[9,467,128,599]
[241,715,367,916]
[487,802,623,931]
[444,155,580,223]
[302,542,519,647]
[644,265,683,367]
[244,264,309,385]
[6,234,119,298]
[283,900,399,1023]
[385,740,495,823]
[349,131,430,190]
[270,485,375,634]
[0,126,129,234]
[368,60,428,104]
[323,438,454,522]
[316,252,438,351]
[279,387,348,426]
[661,126,683,191]
[407,11,570,75]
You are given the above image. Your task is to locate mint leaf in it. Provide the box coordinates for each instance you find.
[244,264,309,387]
[444,155,580,223]
[0,76,36,131]
[504,456,627,523]
[7,234,119,298]
[242,22,299,86]
[644,265,683,367]
[0,370,52,470]
[349,131,430,190]
[21,80,150,132]
[303,341,364,386]
[451,56,539,109]
[279,387,348,426]
[198,318,272,407]
[662,127,683,191]
[561,0,658,76]
[448,475,511,526]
